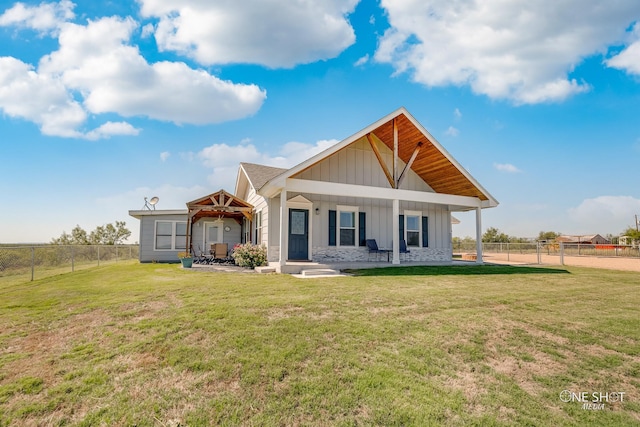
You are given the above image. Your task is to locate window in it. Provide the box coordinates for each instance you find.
[337,205,358,246]
[254,210,263,244]
[155,221,187,250]
[404,211,422,247]
[406,215,420,247]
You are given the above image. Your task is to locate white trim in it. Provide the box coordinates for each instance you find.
[202,220,224,251]
[254,210,263,244]
[336,205,359,247]
[259,107,498,208]
[285,178,485,209]
[153,220,187,251]
[129,209,187,219]
[404,209,422,248]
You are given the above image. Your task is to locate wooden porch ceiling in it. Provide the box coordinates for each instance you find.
[186,189,254,223]
[371,114,488,201]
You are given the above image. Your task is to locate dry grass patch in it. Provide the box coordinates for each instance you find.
[0,263,638,425]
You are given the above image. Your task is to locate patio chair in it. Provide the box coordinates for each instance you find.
[366,239,385,261]
[194,244,213,264]
[400,239,411,260]
[212,243,228,263]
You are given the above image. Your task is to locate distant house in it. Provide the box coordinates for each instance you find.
[130,107,498,271]
[556,234,611,245]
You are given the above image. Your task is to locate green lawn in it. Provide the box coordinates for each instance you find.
[0,263,638,426]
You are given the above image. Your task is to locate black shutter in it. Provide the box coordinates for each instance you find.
[422,216,429,247]
[399,214,405,244]
[328,210,336,246]
[359,212,366,246]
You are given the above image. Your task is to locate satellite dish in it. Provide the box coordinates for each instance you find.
[143,196,159,210]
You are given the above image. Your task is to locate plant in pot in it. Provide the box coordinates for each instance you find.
[177,251,193,268]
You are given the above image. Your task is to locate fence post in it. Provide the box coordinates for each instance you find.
[536,241,541,264]
[31,246,35,282]
[71,246,75,272]
[97,245,100,267]
[560,242,564,265]
[115,245,118,263]
[507,242,510,261]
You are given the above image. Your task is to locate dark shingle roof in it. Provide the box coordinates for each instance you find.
[240,162,288,190]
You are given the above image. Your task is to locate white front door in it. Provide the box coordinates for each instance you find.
[204,222,223,252]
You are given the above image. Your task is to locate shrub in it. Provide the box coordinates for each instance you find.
[232,243,267,268]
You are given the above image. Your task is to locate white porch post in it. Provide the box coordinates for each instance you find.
[392,199,400,265]
[279,189,288,267]
[475,206,483,264]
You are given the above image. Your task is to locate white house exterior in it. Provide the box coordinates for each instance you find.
[130,108,498,269]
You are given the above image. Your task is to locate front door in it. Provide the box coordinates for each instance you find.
[204,222,222,253]
[288,209,309,260]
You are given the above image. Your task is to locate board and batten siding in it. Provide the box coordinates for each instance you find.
[139,213,188,263]
[266,193,452,263]
[295,136,434,192]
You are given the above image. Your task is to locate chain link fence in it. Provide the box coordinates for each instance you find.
[0,245,139,283]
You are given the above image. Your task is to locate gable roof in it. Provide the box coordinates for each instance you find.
[261,107,498,207]
[238,162,288,191]
[187,189,253,223]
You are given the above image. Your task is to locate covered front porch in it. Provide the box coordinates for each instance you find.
[185,189,253,257]
[267,187,486,273]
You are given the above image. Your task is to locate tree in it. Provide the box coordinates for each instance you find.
[52,221,131,245]
[622,226,640,242]
[89,221,131,245]
[482,227,510,243]
[537,231,561,242]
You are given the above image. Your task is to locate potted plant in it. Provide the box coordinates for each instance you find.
[177,251,193,268]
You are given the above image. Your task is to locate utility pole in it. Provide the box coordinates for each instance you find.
[636,214,639,232]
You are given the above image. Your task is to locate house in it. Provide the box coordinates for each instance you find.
[129,107,498,271]
[556,234,611,245]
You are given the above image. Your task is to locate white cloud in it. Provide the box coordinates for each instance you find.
[141,23,154,39]
[494,163,521,173]
[453,108,462,120]
[0,15,266,138]
[445,126,459,137]
[0,56,86,138]
[0,0,74,34]
[354,54,369,67]
[138,0,358,68]
[567,196,640,234]
[160,151,170,162]
[606,23,640,75]
[198,139,338,190]
[376,0,639,104]
[84,121,141,140]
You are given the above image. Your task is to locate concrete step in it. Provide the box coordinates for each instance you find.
[300,269,340,277]
[255,266,277,274]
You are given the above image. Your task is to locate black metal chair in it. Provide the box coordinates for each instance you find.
[366,239,385,261]
[400,239,411,260]
[194,244,213,264]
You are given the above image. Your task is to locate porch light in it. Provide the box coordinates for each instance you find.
[315,208,320,215]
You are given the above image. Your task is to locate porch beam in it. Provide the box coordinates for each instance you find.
[475,207,484,264]
[285,178,483,209]
[397,141,423,188]
[392,199,400,265]
[366,133,395,189]
[279,189,288,267]
[393,118,399,187]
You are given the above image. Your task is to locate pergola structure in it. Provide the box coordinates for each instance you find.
[185,189,253,254]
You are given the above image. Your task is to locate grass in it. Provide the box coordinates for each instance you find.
[0,262,638,426]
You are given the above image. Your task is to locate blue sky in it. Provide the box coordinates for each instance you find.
[1,0,640,243]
